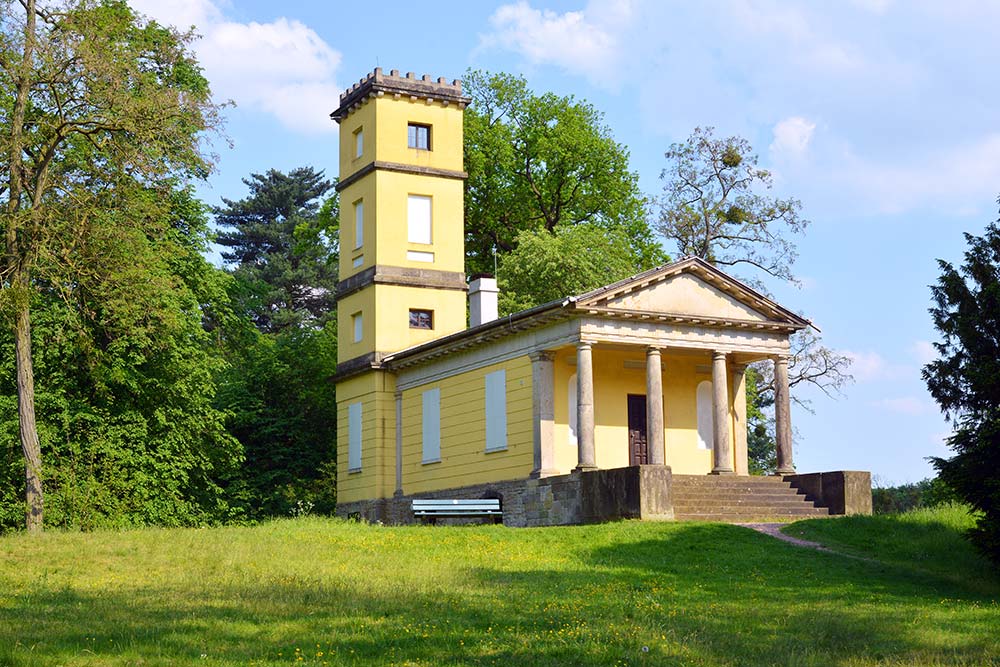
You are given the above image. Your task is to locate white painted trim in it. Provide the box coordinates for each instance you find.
[406,250,434,263]
[394,319,580,391]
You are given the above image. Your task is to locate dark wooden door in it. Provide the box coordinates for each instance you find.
[627,394,648,465]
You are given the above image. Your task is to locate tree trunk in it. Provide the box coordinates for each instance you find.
[14,292,43,532]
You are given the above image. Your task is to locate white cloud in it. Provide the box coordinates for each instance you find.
[843,350,911,382]
[770,116,817,159]
[479,0,633,84]
[128,0,340,134]
[870,396,933,416]
[911,340,937,365]
[840,133,1000,215]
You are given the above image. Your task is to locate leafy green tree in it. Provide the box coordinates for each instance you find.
[496,224,664,315]
[923,214,1000,561]
[463,70,664,278]
[1,0,223,530]
[0,187,241,530]
[745,366,777,474]
[214,167,338,332]
[213,167,339,517]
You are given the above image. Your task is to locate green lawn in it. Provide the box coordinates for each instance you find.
[1,507,997,667]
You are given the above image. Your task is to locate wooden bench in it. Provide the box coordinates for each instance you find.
[412,498,502,524]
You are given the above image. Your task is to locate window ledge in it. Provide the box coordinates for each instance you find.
[348,467,362,474]
[485,446,508,454]
[421,458,441,466]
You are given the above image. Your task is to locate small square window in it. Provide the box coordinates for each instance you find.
[354,128,363,158]
[409,309,433,330]
[408,123,430,150]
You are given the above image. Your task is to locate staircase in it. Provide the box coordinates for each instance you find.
[671,474,831,522]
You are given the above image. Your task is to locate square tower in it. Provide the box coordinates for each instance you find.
[331,69,471,505]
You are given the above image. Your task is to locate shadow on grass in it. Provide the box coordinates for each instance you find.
[1,522,998,666]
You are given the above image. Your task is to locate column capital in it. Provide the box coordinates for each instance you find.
[646,346,662,356]
[577,340,593,351]
[529,350,556,362]
[712,350,728,362]
[771,354,790,365]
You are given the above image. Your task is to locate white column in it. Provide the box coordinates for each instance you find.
[731,363,749,475]
[711,350,735,474]
[774,355,795,475]
[646,347,665,465]
[574,342,597,472]
[530,351,558,478]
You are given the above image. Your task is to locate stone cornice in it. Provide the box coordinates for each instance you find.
[337,265,467,301]
[578,305,802,333]
[336,161,468,192]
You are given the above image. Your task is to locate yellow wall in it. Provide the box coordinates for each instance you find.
[374,171,465,271]
[372,96,465,172]
[338,175,376,281]
[400,356,533,494]
[336,370,397,504]
[337,284,466,363]
[552,347,739,475]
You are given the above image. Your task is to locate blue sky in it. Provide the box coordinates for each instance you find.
[129,0,1000,484]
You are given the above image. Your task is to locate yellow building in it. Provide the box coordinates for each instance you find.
[331,69,870,525]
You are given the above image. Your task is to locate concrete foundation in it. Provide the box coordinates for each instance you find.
[337,467,871,525]
[785,470,873,515]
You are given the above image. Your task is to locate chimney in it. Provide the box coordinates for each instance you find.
[469,275,499,327]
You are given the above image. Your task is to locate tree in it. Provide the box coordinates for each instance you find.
[658,126,808,286]
[0,186,241,529]
[214,167,338,332]
[923,214,1000,561]
[1,0,223,530]
[463,70,664,278]
[496,224,662,315]
[212,167,339,517]
[658,127,852,469]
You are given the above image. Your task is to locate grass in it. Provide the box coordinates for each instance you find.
[0,507,996,667]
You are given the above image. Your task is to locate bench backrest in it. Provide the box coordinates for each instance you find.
[412,498,501,514]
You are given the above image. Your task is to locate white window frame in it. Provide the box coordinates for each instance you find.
[354,200,364,249]
[422,388,441,464]
[354,128,363,158]
[485,370,507,452]
[407,195,432,245]
[348,402,362,472]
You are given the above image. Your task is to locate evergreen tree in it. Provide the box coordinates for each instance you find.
[214,167,338,332]
[213,167,339,517]
[923,213,1000,562]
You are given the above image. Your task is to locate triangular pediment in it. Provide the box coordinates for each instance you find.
[602,272,771,321]
[575,257,811,328]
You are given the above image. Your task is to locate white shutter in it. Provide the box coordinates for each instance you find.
[696,380,713,450]
[422,388,441,463]
[407,195,432,244]
[485,370,507,452]
[354,201,364,249]
[348,402,363,471]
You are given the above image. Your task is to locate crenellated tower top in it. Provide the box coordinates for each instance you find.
[331,67,471,123]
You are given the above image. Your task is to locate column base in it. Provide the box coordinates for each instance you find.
[530,468,561,479]
[573,465,599,473]
[710,469,736,475]
[775,467,796,476]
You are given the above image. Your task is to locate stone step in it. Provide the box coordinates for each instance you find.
[672,479,794,488]
[672,489,808,499]
[674,513,830,523]
[672,498,821,509]
[673,475,791,483]
[676,505,831,515]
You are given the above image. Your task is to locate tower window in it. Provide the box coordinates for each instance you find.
[354,128,363,158]
[408,123,431,150]
[352,312,363,343]
[409,309,433,330]
[407,195,432,244]
[354,200,364,249]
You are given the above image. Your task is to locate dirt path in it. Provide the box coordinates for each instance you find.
[738,522,877,562]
